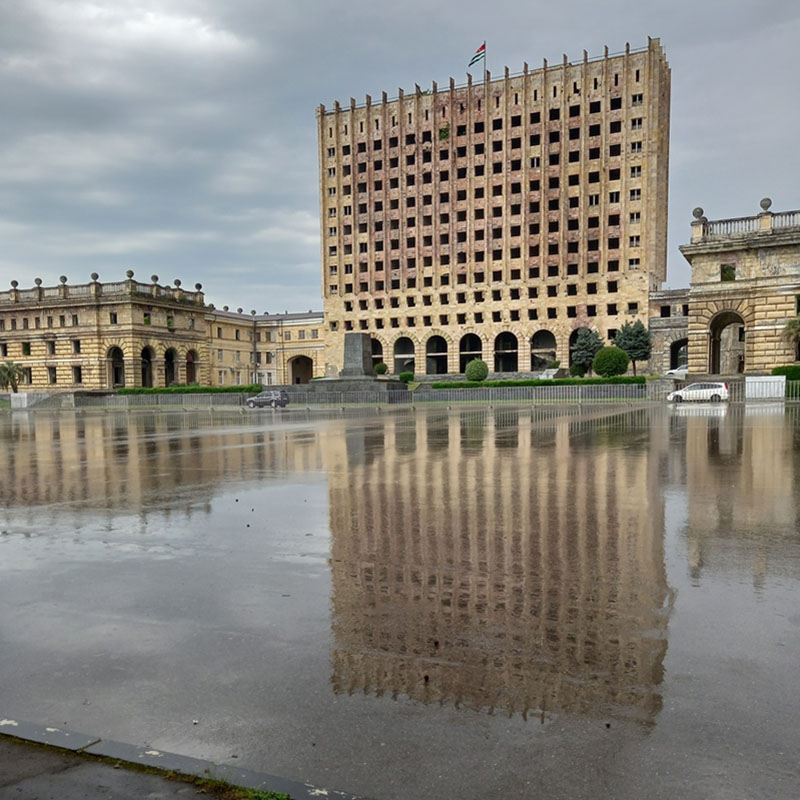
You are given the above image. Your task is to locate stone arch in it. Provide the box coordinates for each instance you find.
[459,333,483,373]
[369,336,385,370]
[289,354,313,384]
[185,350,198,384]
[708,310,746,374]
[164,347,178,386]
[140,346,155,388]
[530,329,557,370]
[494,331,518,372]
[107,346,126,388]
[425,334,449,374]
[669,337,689,370]
[392,336,416,374]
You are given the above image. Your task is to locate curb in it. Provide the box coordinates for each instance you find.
[0,717,370,800]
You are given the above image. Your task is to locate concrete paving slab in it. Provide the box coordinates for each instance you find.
[5,761,206,799]
[0,736,76,787]
[0,718,99,751]
[83,738,215,776]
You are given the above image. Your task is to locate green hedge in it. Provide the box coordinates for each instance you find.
[771,365,800,380]
[118,384,262,395]
[431,376,645,389]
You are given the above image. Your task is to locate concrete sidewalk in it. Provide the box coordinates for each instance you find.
[0,736,213,799]
[0,718,369,800]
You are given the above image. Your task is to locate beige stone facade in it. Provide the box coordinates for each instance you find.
[678,201,800,374]
[318,39,670,376]
[0,273,324,391]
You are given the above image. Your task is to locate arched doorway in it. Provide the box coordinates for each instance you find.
[531,330,557,370]
[186,350,198,384]
[289,355,313,384]
[494,332,518,372]
[670,338,688,370]
[568,330,580,367]
[393,337,415,374]
[459,333,482,372]
[425,335,448,374]
[164,348,177,386]
[108,347,125,388]
[708,311,745,374]
[141,347,154,388]
[370,338,384,370]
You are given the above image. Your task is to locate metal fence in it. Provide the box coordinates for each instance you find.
[60,379,800,410]
[75,393,249,408]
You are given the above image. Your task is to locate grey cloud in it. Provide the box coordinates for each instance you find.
[0,0,798,306]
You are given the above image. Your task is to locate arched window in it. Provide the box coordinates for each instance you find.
[393,337,415,374]
[425,336,448,374]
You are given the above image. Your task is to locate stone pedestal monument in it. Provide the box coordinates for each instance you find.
[339,333,374,377]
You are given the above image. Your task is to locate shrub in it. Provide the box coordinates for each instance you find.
[464,358,489,382]
[431,376,644,389]
[398,371,414,383]
[374,362,388,375]
[549,360,561,369]
[569,362,587,378]
[771,365,800,380]
[593,346,630,377]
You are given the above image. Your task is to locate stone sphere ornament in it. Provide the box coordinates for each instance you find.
[125,270,134,278]
[692,207,704,219]
[34,278,42,286]
[60,275,68,283]
[760,197,772,211]
[91,273,99,281]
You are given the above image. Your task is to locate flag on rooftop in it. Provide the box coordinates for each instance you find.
[469,42,486,68]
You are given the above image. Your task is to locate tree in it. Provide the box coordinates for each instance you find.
[570,328,604,376]
[0,361,26,393]
[464,358,489,382]
[614,320,652,376]
[782,315,800,359]
[593,346,630,377]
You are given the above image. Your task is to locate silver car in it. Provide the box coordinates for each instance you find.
[667,381,729,403]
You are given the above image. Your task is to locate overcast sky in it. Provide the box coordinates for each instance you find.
[0,1,798,312]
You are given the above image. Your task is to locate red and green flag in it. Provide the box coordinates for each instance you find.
[469,42,486,68]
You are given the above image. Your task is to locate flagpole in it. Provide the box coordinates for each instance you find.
[484,41,487,85]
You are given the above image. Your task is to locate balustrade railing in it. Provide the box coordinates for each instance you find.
[705,216,761,237]
[772,210,800,229]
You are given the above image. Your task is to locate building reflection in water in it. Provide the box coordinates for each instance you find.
[0,411,325,516]
[672,404,800,589]
[329,407,671,723]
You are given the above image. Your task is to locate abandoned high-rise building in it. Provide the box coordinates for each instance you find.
[318,38,670,376]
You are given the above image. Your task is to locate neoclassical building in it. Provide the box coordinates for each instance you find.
[649,200,800,375]
[0,272,324,391]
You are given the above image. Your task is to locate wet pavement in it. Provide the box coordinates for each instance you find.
[0,405,798,799]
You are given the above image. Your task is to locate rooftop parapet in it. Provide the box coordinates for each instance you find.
[0,272,205,306]
[688,198,800,244]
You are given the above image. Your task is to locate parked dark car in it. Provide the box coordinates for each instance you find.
[246,390,289,409]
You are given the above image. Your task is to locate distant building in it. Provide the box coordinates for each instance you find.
[318,38,671,376]
[0,272,324,390]
[670,199,800,374]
